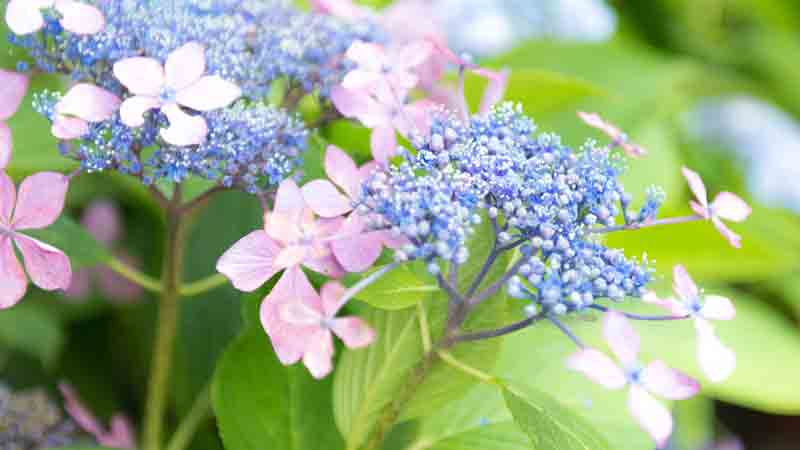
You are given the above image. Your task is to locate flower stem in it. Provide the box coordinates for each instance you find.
[107,256,163,294]
[591,215,703,234]
[165,384,212,450]
[180,273,229,297]
[437,351,497,385]
[143,187,187,450]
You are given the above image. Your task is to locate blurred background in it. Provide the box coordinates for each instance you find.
[2,1,800,449]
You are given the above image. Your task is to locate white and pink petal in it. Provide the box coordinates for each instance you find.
[640,360,699,400]
[12,171,69,230]
[216,230,282,292]
[14,233,72,292]
[566,348,627,390]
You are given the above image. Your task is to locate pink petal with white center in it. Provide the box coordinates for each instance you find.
[52,115,89,140]
[176,76,241,111]
[216,230,281,292]
[0,171,16,224]
[120,96,161,128]
[567,348,627,389]
[0,123,11,169]
[672,264,699,304]
[55,0,105,35]
[5,0,50,35]
[696,319,736,382]
[346,41,385,71]
[303,253,346,279]
[14,233,72,291]
[263,210,303,246]
[63,268,91,300]
[165,42,206,90]
[478,68,510,114]
[113,57,165,97]
[711,192,751,223]
[331,317,375,348]
[12,172,68,230]
[273,179,307,214]
[303,329,335,379]
[405,99,436,136]
[0,69,29,120]
[681,167,708,209]
[160,103,208,146]
[642,291,689,317]
[629,384,673,448]
[603,312,640,367]
[320,280,347,317]
[621,142,647,158]
[700,295,735,321]
[370,125,397,165]
[640,360,699,400]
[279,300,323,325]
[331,217,384,272]
[690,200,709,219]
[331,85,373,121]
[396,40,434,71]
[0,236,27,309]
[274,245,311,270]
[578,111,610,131]
[711,216,742,248]
[81,200,121,246]
[325,145,360,198]
[301,179,352,218]
[342,70,382,91]
[260,268,321,365]
[57,84,121,122]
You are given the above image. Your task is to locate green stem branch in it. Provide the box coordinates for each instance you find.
[180,273,229,297]
[107,257,163,294]
[165,384,212,450]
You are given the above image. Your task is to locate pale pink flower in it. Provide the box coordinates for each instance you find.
[113,42,241,146]
[216,179,344,292]
[331,84,434,164]
[310,0,372,20]
[51,83,121,140]
[260,267,374,379]
[59,383,135,449]
[64,200,143,303]
[343,40,433,94]
[578,111,646,158]
[644,265,736,382]
[302,145,401,271]
[5,0,105,35]
[0,171,72,308]
[682,167,752,248]
[568,312,699,448]
[0,69,29,169]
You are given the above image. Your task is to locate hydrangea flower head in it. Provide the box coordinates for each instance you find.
[568,312,699,448]
[0,171,71,308]
[260,268,374,378]
[682,166,752,248]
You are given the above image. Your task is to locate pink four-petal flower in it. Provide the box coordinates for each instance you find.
[0,171,72,308]
[113,42,242,146]
[302,145,401,271]
[5,0,105,35]
[216,179,344,292]
[0,69,29,169]
[343,40,433,94]
[260,267,374,379]
[51,83,121,140]
[682,167,751,248]
[644,265,736,382]
[578,111,646,158]
[567,312,699,448]
[59,383,136,449]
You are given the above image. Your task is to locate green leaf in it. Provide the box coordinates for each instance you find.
[355,261,437,310]
[502,380,612,450]
[212,322,344,450]
[44,447,118,450]
[465,69,605,117]
[0,301,64,367]
[671,396,715,450]
[25,216,112,269]
[409,384,531,450]
[322,121,373,164]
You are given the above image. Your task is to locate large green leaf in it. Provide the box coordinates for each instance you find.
[0,301,64,367]
[212,319,344,450]
[333,217,512,448]
[355,261,437,310]
[25,216,112,269]
[502,380,612,450]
